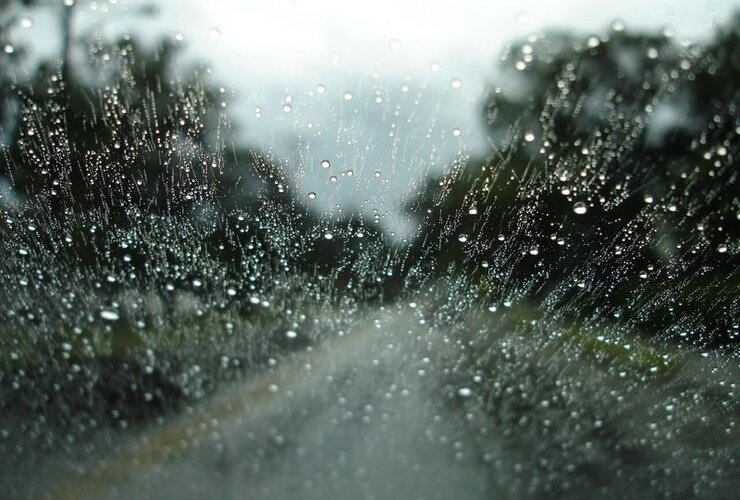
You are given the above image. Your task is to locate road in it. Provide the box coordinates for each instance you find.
[47,306,489,500]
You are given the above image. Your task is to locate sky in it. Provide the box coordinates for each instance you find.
[7,0,739,229]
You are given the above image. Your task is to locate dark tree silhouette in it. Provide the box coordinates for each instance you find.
[406,17,739,348]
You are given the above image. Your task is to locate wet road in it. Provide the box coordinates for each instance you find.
[47,308,488,500]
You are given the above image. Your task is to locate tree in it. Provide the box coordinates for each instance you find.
[407,16,739,348]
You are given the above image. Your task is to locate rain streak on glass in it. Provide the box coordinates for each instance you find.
[0,2,738,500]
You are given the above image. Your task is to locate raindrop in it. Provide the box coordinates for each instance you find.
[458,387,473,398]
[573,202,588,215]
[611,19,625,32]
[458,234,468,243]
[308,192,317,200]
[524,132,535,142]
[285,330,297,339]
[321,159,331,169]
[100,310,120,322]
[343,92,353,101]
[451,128,461,137]
[20,17,33,29]
[451,79,462,89]
[324,232,333,240]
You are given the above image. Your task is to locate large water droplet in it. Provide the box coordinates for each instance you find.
[100,310,120,321]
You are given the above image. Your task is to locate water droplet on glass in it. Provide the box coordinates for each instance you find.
[611,19,625,32]
[209,28,222,39]
[20,17,33,29]
[458,387,473,398]
[324,232,333,240]
[308,192,317,200]
[451,79,462,89]
[321,159,331,169]
[452,128,461,137]
[343,92,353,101]
[458,234,468,243]
[100,310,120,322]
[573,202,588,215]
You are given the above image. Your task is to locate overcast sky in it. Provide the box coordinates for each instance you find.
[9,0,739,229]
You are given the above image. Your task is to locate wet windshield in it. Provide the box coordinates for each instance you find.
[0,1,738,498]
